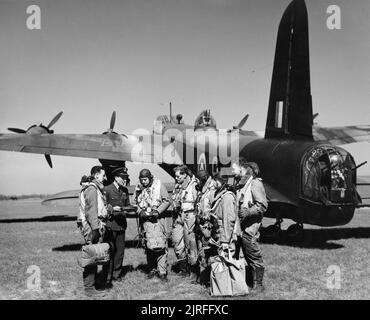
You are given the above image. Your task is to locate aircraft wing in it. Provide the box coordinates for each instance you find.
[313,125,370,145]
[0,133,158,163]
[41,189,80,207]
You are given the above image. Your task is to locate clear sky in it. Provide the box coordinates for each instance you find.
[0,0,369,194]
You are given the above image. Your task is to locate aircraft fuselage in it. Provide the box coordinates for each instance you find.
[242,138,358,226]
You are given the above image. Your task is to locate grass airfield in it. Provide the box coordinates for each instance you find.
[0,199,370,300]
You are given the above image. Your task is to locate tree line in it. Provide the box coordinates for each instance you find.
[0,194,48,200]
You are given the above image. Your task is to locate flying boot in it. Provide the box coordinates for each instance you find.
[178,259,190,277]
[252,266,265,294]
[158,273,169,282]
[147,269,158,279]
[84,287,109,299]
[245,265,254,289]
[189,264,200,284]
[199,266,211,287]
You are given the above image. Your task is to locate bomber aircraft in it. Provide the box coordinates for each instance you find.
[0,0,369,239]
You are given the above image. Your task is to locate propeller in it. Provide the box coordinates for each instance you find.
[103,111,127,138]
[46,110,64,132]
[313,113,319,125]
[110,111,116,132]
[233,114,249,130]
[103,111,117,134]
[7,128,26,134]
[45,154,53,168]
[7,110,63,134]
[7,110,64,168]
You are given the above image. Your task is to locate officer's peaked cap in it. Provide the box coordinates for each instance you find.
[112,167,128,178]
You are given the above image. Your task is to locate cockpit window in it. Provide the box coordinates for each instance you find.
[156,115,170,124]
[194,110,217,130]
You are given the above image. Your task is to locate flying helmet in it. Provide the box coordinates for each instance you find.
[247,162,260,177]
[139,168,153,179]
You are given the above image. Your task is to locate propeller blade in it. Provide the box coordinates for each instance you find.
[46,110,64,129]
[110,111,116,131]
[233,114,249,129]
[45,154,53,168]
[7,128,26,134]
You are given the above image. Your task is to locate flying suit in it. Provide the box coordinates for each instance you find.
[236,174,268,290]
[195,177,215,281]
[136,177,170,276]
[200,186,240,285]
[78,180,108,290]
[171,175,198,268]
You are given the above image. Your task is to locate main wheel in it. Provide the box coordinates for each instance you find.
[261,223,281,243]
[286,223,304,243]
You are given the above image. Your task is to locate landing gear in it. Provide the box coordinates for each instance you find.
[286,223,311,245]
[262,219,283,242]
[286,223,304,238]
[261,220,312,245]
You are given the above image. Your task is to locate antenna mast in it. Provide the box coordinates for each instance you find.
[169,102,173,123]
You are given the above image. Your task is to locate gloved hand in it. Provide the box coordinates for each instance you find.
[91,229,101,244]
[151,209,159,218]
[147,210,159,223]
[238,208,249,221]
[138,209,147,219]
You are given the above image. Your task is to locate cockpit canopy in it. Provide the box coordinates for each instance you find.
[155,115,180,124]
[194,110,217,131]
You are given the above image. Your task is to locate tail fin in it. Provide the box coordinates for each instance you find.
[265,0,313,140]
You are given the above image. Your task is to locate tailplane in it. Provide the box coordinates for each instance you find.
[265,0,313,140]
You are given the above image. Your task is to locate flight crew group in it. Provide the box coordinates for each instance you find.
[78,156,268,297]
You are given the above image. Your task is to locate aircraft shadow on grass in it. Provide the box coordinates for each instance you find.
[260,227,370,249]
[52,239,144,252]
[2,214,368,250]
[0,215,76,223]
[51,238,194,251]
[51,227,370,252]
[51,244,154,275]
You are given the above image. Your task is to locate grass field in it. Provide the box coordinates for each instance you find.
[0,199,370,300]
